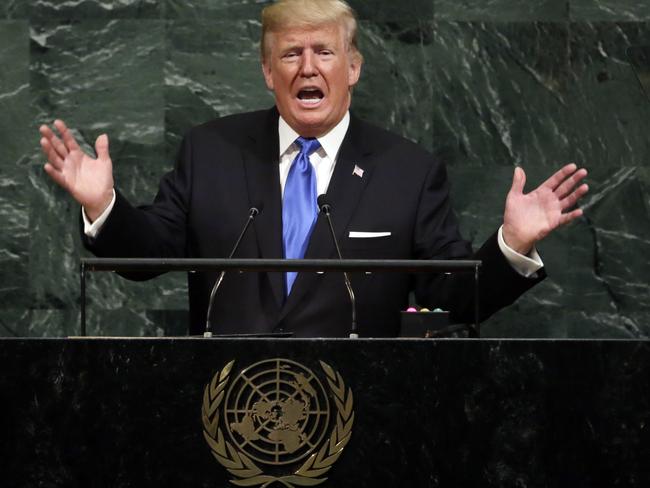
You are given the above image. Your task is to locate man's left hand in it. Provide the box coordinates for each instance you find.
[502,163,589,255]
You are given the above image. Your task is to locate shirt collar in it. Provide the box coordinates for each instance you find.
[278,111,350,160]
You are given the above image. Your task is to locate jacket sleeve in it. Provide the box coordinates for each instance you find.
[412,158,545,323]
[80,131,194,275]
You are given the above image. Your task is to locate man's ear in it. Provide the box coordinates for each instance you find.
[262,61,275,91]
[348,54,362,88]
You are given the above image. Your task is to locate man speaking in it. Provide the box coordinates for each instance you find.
[38,0,588,337]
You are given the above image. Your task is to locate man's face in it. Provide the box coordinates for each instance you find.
[262,23,362,138]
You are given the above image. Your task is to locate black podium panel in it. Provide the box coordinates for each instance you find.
[2,338,650,487]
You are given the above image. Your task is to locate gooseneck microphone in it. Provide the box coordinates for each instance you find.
[317,195,358,339]
[204,205,262,338]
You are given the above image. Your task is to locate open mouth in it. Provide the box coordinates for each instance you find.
[297,88,324,105]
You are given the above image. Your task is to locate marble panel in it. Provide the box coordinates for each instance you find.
[82,272,188,335]
[2,293,189,338]
[349,0,433,21]
[27,165,189,338]
[0,21,32,318]
[0,22,31,165]
[164,20,272,158]
[28,19,188,337]
[435,0,568,21]
[29,0,161,20]
[164,0,432,21]
[0,309,29,337]
[570,0,650,21]
[352,20,434,150]
[1,171,32,309]
[165,0,272,19]
[432,21,650,337]
[0,0,28,18]
[83,308,189,337]
[22,308,80,337]
[432,22,573,168]
[580,167,650,312]
[564,22,650,170]
[561,22,650,335]
[30,20,166,146]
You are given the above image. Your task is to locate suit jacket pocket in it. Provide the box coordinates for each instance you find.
[341,234,398,258]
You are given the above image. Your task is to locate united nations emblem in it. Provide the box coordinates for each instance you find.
[201,358,354,487]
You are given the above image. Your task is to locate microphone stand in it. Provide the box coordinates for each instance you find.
[204,207,260,338]
[318,198,358,339]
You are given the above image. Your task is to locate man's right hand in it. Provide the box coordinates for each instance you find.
[40,119,115,222]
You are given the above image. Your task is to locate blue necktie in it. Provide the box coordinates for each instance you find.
[283,137,321,295]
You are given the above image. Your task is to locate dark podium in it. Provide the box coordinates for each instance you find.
[2,337,650,487]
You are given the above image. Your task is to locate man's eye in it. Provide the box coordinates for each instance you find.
[283,52,299,59]
[319,50,333,56]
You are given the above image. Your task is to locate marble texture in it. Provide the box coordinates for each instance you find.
[0,1,649,337]
[165,0,274,19]
[164,20,272,158]
[2,338,650,487]
[27,19,187,336]
[353,21,434,151]
[436,0,568,21]
[0,0,28,19]
[0,21,31,336]
[164,0,433,21]
[570,0,650,21]
[349,0,433,21]
[31,0,162,19]
[434,21,650,338]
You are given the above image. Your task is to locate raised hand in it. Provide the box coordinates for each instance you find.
[40,119,114,222]
[502,163,589,255]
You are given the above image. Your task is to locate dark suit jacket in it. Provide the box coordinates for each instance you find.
[84,107,544,337]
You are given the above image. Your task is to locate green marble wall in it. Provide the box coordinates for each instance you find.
[0,0,648,338]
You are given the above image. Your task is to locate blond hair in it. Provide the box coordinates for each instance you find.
[261,0,362,63]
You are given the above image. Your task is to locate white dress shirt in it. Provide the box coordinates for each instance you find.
[84,111,543,277]
[278,111,348,197]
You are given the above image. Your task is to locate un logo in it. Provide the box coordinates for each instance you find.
[201,358,354,487]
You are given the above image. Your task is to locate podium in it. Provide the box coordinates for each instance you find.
[2,338,650,487]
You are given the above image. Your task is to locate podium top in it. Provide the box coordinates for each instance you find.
[80,257,481,273]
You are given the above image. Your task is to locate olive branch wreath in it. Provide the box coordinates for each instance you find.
[201,360,354,487]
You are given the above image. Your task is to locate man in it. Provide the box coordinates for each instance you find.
[39,0,588,337]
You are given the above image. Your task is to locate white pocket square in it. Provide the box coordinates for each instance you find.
[348,231,391,238]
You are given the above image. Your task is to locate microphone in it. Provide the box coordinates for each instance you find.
[317,195,358,339]
[204,205,262,338]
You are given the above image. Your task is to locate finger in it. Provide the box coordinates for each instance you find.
[555,168,588,199]
[540,163,578,191]
[40,124,68,160]
[40,138,64,169]
[44,163,68,189]
[94,134,110,161]
[559,208,584,227]
[53,119,81,153]
[39,124,54,139]
[38,134,50,156]
[560,183,589,210]
[509,166,526,195]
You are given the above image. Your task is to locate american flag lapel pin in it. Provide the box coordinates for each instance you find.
[352,164,364,178]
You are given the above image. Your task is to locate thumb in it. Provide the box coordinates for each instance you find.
[95,133,110,161]
[509,166,526,195]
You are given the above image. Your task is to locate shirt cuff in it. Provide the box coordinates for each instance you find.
[82,190,116,239]
[497,225,544,278]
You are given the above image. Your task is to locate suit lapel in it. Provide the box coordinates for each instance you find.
[279,115,375,321]
[242,107,285,309]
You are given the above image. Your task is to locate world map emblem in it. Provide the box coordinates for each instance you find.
[201,358,354,487]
